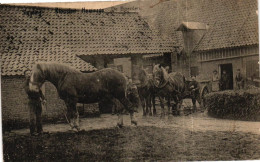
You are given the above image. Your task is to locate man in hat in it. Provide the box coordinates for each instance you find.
[127,77,140,113]
[212,70,220,92]
[235,69,244,89]
[220,70,230,90]
[24,69,46,136]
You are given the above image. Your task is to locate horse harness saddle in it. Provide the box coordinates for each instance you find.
[157,72,184,95]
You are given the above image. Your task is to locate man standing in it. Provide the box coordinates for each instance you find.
[235,69,244,89]
[212,70,220,92]
[188,76,199,111]
[127,78,140,113]
[24,69,46,136]
[220,70,229,90]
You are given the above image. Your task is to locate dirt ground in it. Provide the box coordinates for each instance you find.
[3,100,260,161]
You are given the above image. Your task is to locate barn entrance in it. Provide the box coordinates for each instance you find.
[220,63,233,89]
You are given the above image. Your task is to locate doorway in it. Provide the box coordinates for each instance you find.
[220,63,233,89]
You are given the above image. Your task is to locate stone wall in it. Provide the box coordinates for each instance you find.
[1,76,99,131]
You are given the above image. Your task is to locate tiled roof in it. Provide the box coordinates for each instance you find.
[1,47,96,76]
[0,5,172,76]
[109,0,259,51]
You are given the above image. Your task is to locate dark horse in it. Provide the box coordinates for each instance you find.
[153,64,186,116]
[29,62,137,130]
[137,68,156,116]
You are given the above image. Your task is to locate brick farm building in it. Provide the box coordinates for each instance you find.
[0,4,172,130]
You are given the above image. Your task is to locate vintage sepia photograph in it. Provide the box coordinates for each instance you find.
[0,0,259,161]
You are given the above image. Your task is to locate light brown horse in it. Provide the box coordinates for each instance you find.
[29,62,137,131]
[153,64,186,116]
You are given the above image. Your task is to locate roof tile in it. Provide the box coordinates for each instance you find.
[1,5,172,76]
[115,0,258,51]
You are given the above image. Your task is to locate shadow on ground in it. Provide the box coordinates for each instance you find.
[3,126,260,161]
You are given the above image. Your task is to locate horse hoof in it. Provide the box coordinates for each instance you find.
[131,120,138,126]
[76,129,85,133]
[37,131,50,136]
[75,127,81,132]
[30,132,39,136]
[116,123,124,128]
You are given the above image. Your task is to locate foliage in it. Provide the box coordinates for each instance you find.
[205,87,260,121]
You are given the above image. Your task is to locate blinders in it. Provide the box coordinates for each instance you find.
[153,69,163,87]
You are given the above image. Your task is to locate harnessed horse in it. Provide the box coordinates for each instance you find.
[137,68,156,116]
[153,64,186,116]
[29,62,137,131]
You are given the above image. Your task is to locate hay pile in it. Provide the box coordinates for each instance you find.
[204,87,260,121]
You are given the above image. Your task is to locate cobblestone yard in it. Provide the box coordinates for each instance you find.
[3,100,260,161]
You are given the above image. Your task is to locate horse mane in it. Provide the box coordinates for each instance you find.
[153,64,169,82]
[33,62,81,77]
[139,68,148,78]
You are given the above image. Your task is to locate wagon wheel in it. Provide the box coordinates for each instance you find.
[199,85,209,109]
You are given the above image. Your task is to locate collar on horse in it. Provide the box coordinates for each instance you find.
[154,67,170,89]
[154,77,168,89]
[154,73,183,95]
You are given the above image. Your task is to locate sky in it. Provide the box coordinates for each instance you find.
[2,0,135,9]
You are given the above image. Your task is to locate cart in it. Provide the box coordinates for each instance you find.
[183,79,212,108]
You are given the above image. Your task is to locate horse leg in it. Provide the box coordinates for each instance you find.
[65,99,80,131]
[147,95,152,116]
[177,99,183,115]
[171,95,176,115]
[152,95,156,115]
[158,96,165,118]
[145,100,150,116]
[140,97,146,116]
[167,96,171,116]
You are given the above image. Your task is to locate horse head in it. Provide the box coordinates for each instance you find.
[29,63,45,92]
[138,68,148,84]
[152,64,169,87]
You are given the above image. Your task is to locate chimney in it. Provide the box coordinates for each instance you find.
[177,22,209,55]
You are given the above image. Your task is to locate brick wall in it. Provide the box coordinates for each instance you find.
[1,76,99,130]
[1,76,29,122]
